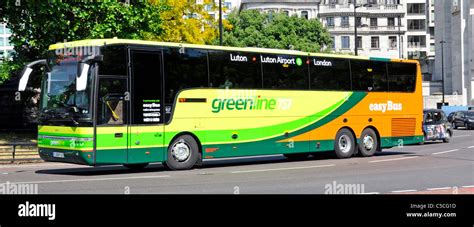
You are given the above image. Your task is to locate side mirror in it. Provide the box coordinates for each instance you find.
[76,63,90,91]
[18,59,47,91]
[76,55,103,91]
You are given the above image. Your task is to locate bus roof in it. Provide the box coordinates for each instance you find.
[48,38,419,64]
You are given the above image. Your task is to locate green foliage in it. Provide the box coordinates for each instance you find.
[221,10,333,53]
[147,0,218,44]
[0,1,166,83]
[0,58,23,84]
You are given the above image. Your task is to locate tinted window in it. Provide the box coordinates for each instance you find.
[261,54,308,90]
[131,51,163,124]
[310,57,351,91]
[387,62,417,92]
[99,46,127,75]
[163,48,208,122]
[351,60,388,91]
[209,50,262,89]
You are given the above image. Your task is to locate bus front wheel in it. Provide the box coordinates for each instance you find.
[358,128,378,157]
[165,135,200,170]
[334,128,355,159]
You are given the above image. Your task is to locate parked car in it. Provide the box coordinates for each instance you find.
[447,112,456,124]
[452,111,474,130]
[422,109,452,143]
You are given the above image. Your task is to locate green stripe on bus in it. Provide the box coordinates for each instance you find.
[369,57,391,62]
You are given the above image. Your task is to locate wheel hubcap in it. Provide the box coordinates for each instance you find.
[338,135,352,153]
[363,135,374,150]
[171,139,191,162]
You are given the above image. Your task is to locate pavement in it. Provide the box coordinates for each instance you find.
[0,129,472,194]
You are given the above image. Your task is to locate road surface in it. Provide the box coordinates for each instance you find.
[1,129,473,194]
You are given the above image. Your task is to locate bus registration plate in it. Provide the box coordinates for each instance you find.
[53,152,65,158]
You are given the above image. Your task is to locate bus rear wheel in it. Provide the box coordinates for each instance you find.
[334,128,355,159]
[165,135,200,170]
[358,128,378,157]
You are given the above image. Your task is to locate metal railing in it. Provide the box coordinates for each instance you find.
[0,142,40,163]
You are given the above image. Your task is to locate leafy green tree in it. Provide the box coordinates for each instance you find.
[0,0,166,83]
[221,10,332,53]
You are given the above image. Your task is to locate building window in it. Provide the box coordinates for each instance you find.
[408,35,426,47]
[203,4,212,11]
[370,18,377,28]
[389,36,397,49]
[223,2,231,9]
[408,19,426,30]
[0,38,4,46]
[0,25,4,34]
[385,0,399,5]
[341,16,349,27]
[371,37,379,49]
[301,11,308,19]
[341,36,350,49]
[282,10,289,16]
[327,17,335,27]
[408,51,427,59]
[407,3,425,14]
[328,0,338,6]
[388,17,395,28]
[331,36,336,49]
[356,36,362,49]
[356,17,362,27]
[368,0,378,5]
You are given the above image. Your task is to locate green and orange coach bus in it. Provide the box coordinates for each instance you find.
[18,39,423,170]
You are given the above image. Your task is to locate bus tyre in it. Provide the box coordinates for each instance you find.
[358,128,378,157]
[334,128,355,159]
[284,153,310,160]
[165,135,200,170]
[123,163,149,170]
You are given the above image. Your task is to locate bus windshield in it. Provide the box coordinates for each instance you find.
[40,54,92,123]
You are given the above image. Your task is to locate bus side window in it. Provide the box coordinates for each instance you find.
[163,48,209,123]
[310,57,351,91]
[350,59,388,92]
[387,62,417,92]
[208,50,262,89]
[261,54,308,90]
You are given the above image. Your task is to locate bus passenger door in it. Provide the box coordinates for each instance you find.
[127,49,165,164]
[95,77,129,164]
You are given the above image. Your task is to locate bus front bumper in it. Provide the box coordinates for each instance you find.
[39,148,94,165]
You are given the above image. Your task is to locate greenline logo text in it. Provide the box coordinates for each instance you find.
[211,97,292,113]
